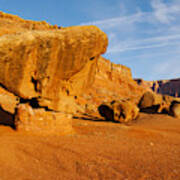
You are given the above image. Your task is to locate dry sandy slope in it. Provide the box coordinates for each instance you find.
[0,113,180,180]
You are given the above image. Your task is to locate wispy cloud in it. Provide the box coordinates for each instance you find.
[81,0,180,53]
[151,0,180,24]
[81,11,148,29]
[108,34,180,53]
[81,0,180,80]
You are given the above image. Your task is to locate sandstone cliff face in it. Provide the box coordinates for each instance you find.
[136,78,180,98]
[79,57,146,111]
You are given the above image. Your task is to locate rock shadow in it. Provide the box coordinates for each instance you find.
[73,104,118,123]
[73,113,105,122]
[139,105,160,114]
[0,107,16,129]
[98,104,114,122]
[140,104,169,115]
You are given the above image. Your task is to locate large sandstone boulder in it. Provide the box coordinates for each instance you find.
[111,100,139,123]
[138,91,167,113]
[0,25,108,113]
[98,100,139,123]
[138,91,163,109]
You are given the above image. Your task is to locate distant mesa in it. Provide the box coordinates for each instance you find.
[135,78,180,98]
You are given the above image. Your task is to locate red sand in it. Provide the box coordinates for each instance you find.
[0,113,180,179]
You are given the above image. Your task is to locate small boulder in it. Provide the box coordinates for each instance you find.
[169,101,180,118]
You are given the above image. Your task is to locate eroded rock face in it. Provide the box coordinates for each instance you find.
[0,25,108,113]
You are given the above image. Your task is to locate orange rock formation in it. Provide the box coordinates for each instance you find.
[0,11,109,133]
[0,26,108,113]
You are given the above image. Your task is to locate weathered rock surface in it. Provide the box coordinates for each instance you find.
[0,25,108,113]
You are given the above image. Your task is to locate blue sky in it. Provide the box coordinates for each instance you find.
[1,0,180,80]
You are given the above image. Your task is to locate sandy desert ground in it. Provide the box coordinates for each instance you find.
[0,113,179,180]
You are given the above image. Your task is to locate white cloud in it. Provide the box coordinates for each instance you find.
[151,0,180,24]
